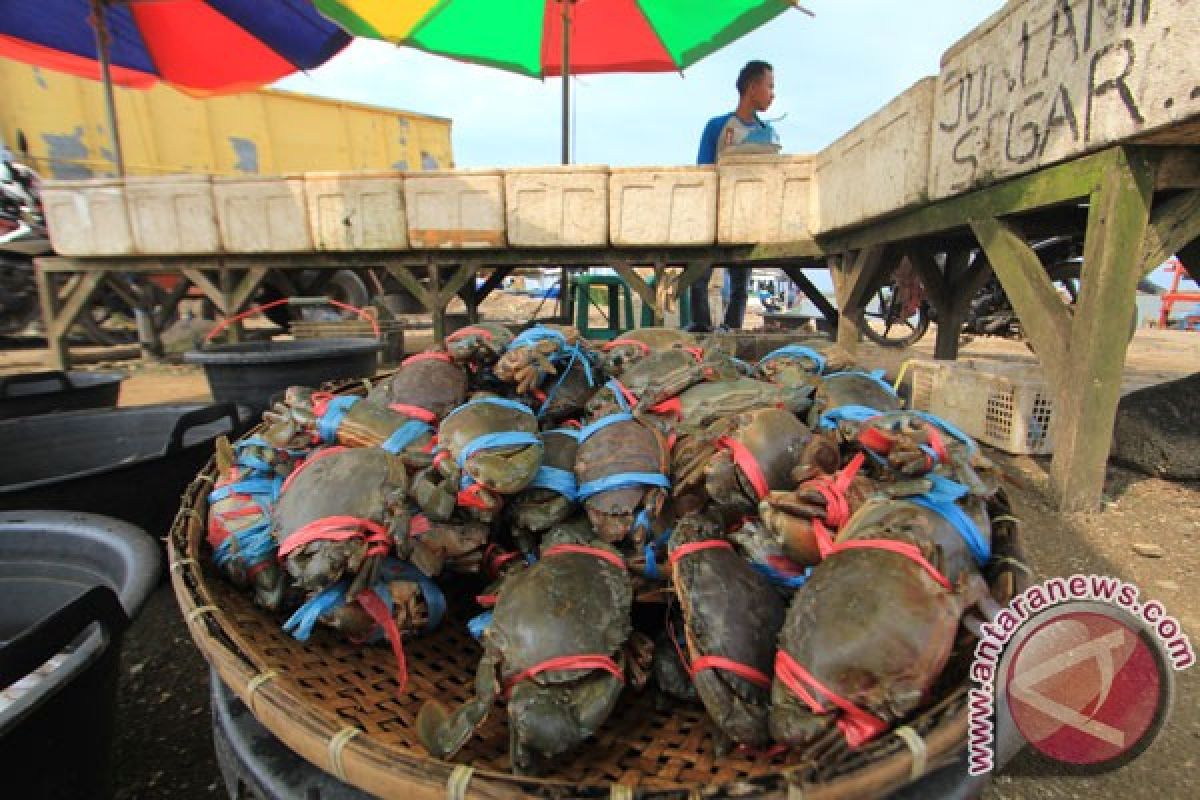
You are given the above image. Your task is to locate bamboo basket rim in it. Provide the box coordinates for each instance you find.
[168,386,1030,799]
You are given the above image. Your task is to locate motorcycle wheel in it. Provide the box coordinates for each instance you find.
[859,279,931,348]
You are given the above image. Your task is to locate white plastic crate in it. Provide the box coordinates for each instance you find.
[40,179,135,256]
[124,175,220,254]
[504,166,608,247]
[908,359,1055,455]
[716,154,814,244]
[213,176,312,253]
[304,171,408,251]
[403,169,505,249]
[609,167,716,246]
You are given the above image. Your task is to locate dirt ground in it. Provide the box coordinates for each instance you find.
[2,320,1197,800]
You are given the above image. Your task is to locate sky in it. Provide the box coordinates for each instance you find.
[275,1,1001,168]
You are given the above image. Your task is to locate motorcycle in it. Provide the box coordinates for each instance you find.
[0,158,51,336]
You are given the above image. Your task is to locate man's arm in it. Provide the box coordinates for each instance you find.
[696,113,733,165]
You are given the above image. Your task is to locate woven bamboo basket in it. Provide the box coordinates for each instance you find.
[168,381,1030,799]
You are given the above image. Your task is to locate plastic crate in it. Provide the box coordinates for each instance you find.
[908,359,1055,455]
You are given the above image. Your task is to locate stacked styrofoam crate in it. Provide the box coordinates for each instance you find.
[304,171,408,251]
[504,166,608,247]
[124,175,220,254]
[404,169,506,249]
[609,167,717,246]
[41,179,136,256]
[213,176,312,252]
[716,154,814,243]
[908,358,1056,455]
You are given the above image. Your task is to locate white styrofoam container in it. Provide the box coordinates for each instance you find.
[716,154,814,244]
[304,171,408,251]
[40,179,135,257]
[813,77,935,234]
[504,166,608,247]
[213,176,312,253]
[124,175,220,254]
[609,167,717,246]
[908,358,1055,455]
[403,169,505,249]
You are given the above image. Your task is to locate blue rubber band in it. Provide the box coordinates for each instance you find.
[528,466,578,500]
[457,431,542,467]
[382,561,447,633]
[283,582,348,642]
[578,411,634,442]
[908,489,991,566]
[468,610,493,641]
[751,561,812,590]
[577,471,671,500]
[818,404,884,431]
[211,520,277,571]
[380,420,433,455]
[760,345,827,375]
[317,396,360,444]
[825,370,899,400]
[511,326,568,351]
[643,528,672,581]
[602,379,633,413]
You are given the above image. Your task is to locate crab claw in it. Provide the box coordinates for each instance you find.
[417,699,491,760]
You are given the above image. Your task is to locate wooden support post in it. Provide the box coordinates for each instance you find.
[831,247,887,355]
[35,265,104,370]
[1052,149,1154,511]
[473,266,514,307]
[651,261,667,326]
[383,265,434,311]
[227,267,270,319]
[180,268,227,314]
[1139,189,1200,275]
[218,268,242,343]
[427,260,445,344]
[906,247,987,360]
[779,263,839,332]
[610,261,658,324]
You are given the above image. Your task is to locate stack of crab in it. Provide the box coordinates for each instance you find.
[205,322,1012,774]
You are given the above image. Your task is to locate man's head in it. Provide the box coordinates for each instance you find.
[737,60,774,111]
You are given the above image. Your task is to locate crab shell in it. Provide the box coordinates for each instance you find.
[417,524,633,774]
[759,464,877,567]
[574,415,669,544]
[692,407,812,519]
[272,448,409,592]
[400,514,491,577]
[600,327,699,376]
[437,399,543,495]
[528,356,598,425]
[443,321,515,368]
[769,496,992,748]
[510,429,580,533]
[807,372,902,429]
[669,378,815,434]
[366,353,468,420]
[668,513,787,748]
[850,410,998,496]
[757,355,823,389]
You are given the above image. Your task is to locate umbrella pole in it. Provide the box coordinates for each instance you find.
[560,0,571,165]
[91,0,126,177]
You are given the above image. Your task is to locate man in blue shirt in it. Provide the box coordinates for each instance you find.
[690,60,778,332]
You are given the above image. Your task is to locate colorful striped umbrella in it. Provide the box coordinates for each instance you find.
[315,0,809,161]
[0,0,352,173]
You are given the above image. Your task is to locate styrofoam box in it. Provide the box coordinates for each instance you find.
[716,154,814,244]
[213,176,312,253]
[304,171,408,251]
[41,179,135,257]
[813,77,935,234]
[403,169,505,249]
[609,167,717,246]
[504,166,608,247]
[124,175,220,255]
[908,358,1055,455]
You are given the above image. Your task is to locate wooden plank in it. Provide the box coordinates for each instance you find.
[1139,189,1200,276]
[903,247,948,312]
[383,266,433,311]
[34,263,68,370]
[426,261,445,344]
[823,148,1117,252]
[1154,148,1200,190]
[49,271,105,346]
[842,245,891,314]
[1052,148,1154,512]
[436,263,476,306]
[970,217,1070,378]
[745,238,824,260]
[228,267,270,319]
[473,266,514,306]
[779,264,839,329]
[610,261,657,320]
[180,268,228,315]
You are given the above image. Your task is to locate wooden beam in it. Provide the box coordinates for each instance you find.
[779,264,839,329]
[34,265,66,370]
[842,245,891,313]
[610,261,657,320]
[746,238,824,260]
[383,266,433,310]
[473,266,514,306]
[427,261,445,343]
[822,147,1118,252]
[1051,148,1154,512]
[180,268,228,314]
[1153,147,1200,189]
[227,267,270,318]
[970,217,1070,378]
[1139,189,1200,276]
[903,247,949,312]
[437,263,476,306]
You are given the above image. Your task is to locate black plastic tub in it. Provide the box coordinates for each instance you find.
[184,338,381,414]
[0,370,126,419]
[0,403,250,538]
[0,511,160,800]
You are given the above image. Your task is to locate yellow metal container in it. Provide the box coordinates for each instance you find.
[0,61,453,179]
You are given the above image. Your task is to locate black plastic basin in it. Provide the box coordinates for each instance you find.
[185,338,381,414]
[0,403,250,538]
[0,511,160,799]
[0,370,126,419]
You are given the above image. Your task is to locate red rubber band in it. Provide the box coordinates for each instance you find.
[356,589,408,694]
[503,654,623,699]
[401,351,453,366]
[689,655,771,689]
[774,649,888,749]
[388,403,438,424]
[647,396,682,417]
[858,426,894,454]
[602,338,651,355]
[446,326,494,342]
[541,544,627,571]
[718,436,770,500]
[667,539,734,568]
[278,515,389,559]
[408,514,432,538]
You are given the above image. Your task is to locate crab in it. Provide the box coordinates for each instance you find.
[509,427,581,538]
[412,396,543,522]
[849,410,999,497]
[261,387,435,464]
[667,511,788,751]
[769,493,994,750]
[493,325,591,396]
[663,378,815,434]
[293,558,447,644]
[273,446,410,599]
[365,350,468,421]
[206,435,293,611]
[599,327,699,376]
[587,346,740,419]
[443,321,515,371]
[573,412,671,545]
[807,370,903,431]
[525,353,598,425]
[416,520,642,774]
[756,343,830,388]
[398,511,492,577]
[672,406,812,521]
